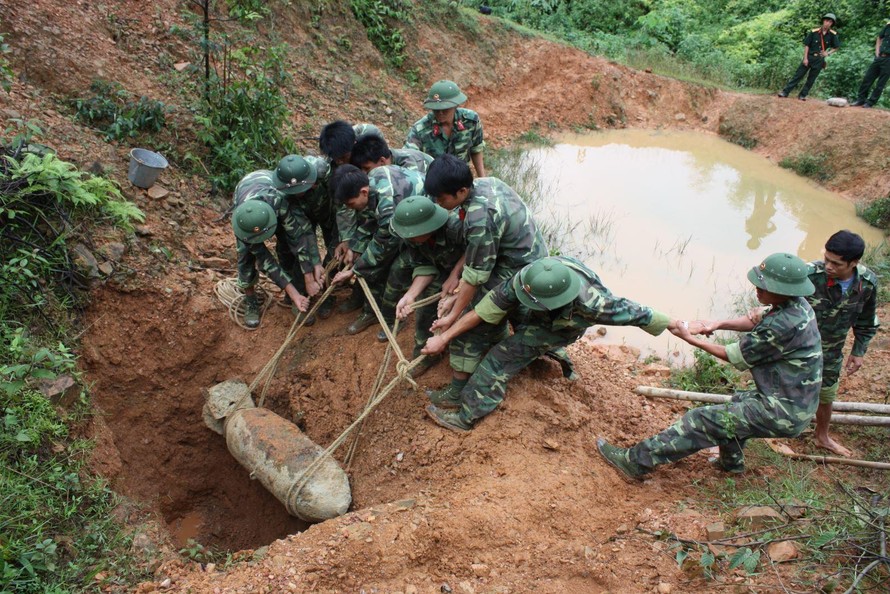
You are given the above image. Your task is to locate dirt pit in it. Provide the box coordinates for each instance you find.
[83,271,720,590]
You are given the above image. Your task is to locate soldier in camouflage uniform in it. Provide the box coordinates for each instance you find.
[778,14,840,101]
[597,253,823,479]
[319,120,385,313]
[422,256,676,431]
[404,80,486,176]
[232,155,319,328]
[851,20,890,108]
[422,154,547,404]
[805,231,880,456]
[330,164,426,335]
[388,196,467,377]
[351,134,433,175]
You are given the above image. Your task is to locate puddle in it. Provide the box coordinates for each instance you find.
[169,511,204,548]
[520,129,885,361]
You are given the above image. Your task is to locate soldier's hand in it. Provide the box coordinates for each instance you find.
[303,273,321,297]
[333,241,350,262]
[669,320,692,339]
[396,295,415,320]
[313,264,326,288]
[846,355,864,375]
[332,269,354,285]
[343,250,357,267]
[293,294,310,313]
[688,320,715,336]
[803,57,809,66]
[438,294,457,318]
[422,335,448,356]
[431,313,456,333]
[442,274,461,296]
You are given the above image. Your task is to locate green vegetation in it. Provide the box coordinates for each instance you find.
[0,133,146,592]
[73,80,167,141]
[668,349,745,394]
[717,120,757,149]
[470,0,890,106]
[349,0,410,67]
[779,152,833,182]
[858,195,890,231]
[0,27,12,93]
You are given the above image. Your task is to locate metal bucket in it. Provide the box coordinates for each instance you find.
[203,380,352,522]
[127,148,168,188]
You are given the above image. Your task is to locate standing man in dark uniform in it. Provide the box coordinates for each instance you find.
[778,13,840,101]
[851,20,890,108]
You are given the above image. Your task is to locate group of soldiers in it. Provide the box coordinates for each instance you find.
[230,78,880,481]
[778,13,890,107]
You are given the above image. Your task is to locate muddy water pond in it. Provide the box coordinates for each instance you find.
[518,130,885,361]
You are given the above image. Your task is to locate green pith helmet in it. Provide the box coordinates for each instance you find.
[513,258,582,311]
[272,155,317,195]
[822,13,837,24]
[746,253,815,297]
[422,80,468,110]
[232,200,277,244]
[390,195,448,239]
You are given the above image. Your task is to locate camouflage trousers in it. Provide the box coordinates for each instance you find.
[275,221,338,296]
[381,251,445,355]
[457,323,583,423]
[354,247,402,322]
[628,390,814,472]
[819,347,844,404]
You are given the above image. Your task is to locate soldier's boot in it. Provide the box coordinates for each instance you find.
[425,404,472,433]
[596,438,648,481]
[713,445,745,474]
[425,384,462,408]
[409,353,442,379]
[346,311,378,335]
[243,295,261,329]
[709,458,745,474]
[337,287,364,314]
[318,295,337,320]
[851,100,866,107]
[376,321,406,343]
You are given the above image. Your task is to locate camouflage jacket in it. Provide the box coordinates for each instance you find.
[726,297,823,424]
[233,169,314,288]
[286,156,333,273]
[807,261,880,357]
[402,212,467,278]
[403,108,484,162]
[391,148,433,174]
[475,256,670,338]
[456,177,547,288]
[351,165,426,280]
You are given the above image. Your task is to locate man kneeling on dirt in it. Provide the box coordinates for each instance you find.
[597,253,823,479]
[232,155,321,328]
[388,196,467,378]
[329,163,426,335]
[421,256,677,431]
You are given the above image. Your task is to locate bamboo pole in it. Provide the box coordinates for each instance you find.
[635,386,890,415]
[634,387,890,427]
[766,441,890,471]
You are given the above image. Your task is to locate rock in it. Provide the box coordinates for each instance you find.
[457,582,475,594]
[405,587,418,594]
[147,185,170,199]
[135,225,154,237]
[471,563,490,577]
[826,97,848,107]
[778,499,807,520]
[131,532,156,556]
[735,506,784,530]
[98,262,114,276]
[595,327,607,336]
[674,113,687,121]
[616,524,629,535]
[766,540,799,562]
[198,256,229,268]
[174,61,191,72]
[160,578,172,588]
[72,243,100,279]
[657,583,672,594]
[705,521,725,541]
[253,546,269,560]
[102,242,126,262]
[440,584,453,593]
[38,374,80,407]
[542,439,560,451]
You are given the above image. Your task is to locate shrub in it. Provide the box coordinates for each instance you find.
[349,0,410,67]
[73,80,167,141]
[669,349,744,394]
[779,152,833,182]
[858,195,890,231]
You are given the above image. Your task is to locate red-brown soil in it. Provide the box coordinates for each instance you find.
[1,1,889,592]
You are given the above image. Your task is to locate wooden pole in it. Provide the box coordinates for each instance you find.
[767,441,890,471]
[635,386,890,415]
